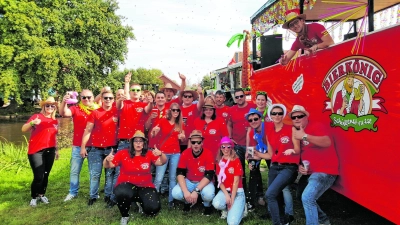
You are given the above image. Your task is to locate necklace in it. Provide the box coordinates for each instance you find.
[78,102,100,115]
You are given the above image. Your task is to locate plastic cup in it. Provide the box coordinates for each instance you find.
[302,160,310,170]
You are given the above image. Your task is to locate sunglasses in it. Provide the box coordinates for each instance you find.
[45,104,56,108]
[291,114,306,120]
[103,97,114,100]
[171,109,181,112]
[81,96,92,100]
[271,112,284,116]
[183,95,193,98]
[221,146,231,149]
[130,88,141,92]
[289,19,301,28]
[248,117,260,123]
[190,140,202,145]
[235,95,244,99]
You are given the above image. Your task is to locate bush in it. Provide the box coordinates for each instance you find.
[0,137,30,174]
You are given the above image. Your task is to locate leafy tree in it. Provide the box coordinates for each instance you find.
[200,74,213,91]
[0,0,134,104]
[107,68,164,93]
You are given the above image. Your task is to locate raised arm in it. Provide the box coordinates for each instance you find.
[124,71,131,101]
[60,94,72,117]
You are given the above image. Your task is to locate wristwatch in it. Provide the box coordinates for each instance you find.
[302,134,308,141]
[195,187,201,194]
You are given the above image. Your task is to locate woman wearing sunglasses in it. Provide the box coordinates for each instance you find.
[212,137,245,225]
[254,104,300,225]
[22,97,59,207]
[151,102,185,207]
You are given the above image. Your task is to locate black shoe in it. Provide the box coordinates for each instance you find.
[183,203,191,212]
[88,198,97,206]
[203,206,213,216]
[104,196,111,203]
[106,200,116,208]
[284,214,295,224]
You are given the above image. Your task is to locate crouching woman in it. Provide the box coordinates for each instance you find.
[103,131,167,225]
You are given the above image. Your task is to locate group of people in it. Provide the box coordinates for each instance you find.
[22,9,339,225]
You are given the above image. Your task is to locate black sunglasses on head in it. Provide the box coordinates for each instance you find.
[235,95,244,99]
[271,112,284,116]
[248,117,260,123]
[190,140,202,145]
[291,114,306,120]
[81,96,92,100]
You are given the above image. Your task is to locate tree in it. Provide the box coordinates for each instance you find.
[200,74,213,91]
[107,68,164,93]
[0,0,134,104]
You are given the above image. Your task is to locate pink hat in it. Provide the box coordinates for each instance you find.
[219,136,233,147]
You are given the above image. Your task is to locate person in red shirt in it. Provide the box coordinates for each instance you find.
[145,91,169,148]
[80,90,118,206]
[180,86,204,152]
[280,9,334,66]
[214,90,230,124]
[255,104,300,225]
[172,130,215,216]
[227,88,256,204]
[60,89,101,202]
[212,137,245,225]
[151,102,185,207]
[22,97,59,207]
[161,72,187,108]
[103,130,167,225]
[193,96,228,160]
[290,105,339,225]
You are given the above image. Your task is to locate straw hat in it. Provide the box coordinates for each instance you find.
[160,83,178,95]
[40,97,58,108]
[188,130,204,140]
[289,105,310,117]
[202,96,215,109]
[282,9,306,29]
[180,88,199,101]
[131,130,148,141]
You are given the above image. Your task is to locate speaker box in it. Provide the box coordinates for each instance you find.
[260,34,282,68]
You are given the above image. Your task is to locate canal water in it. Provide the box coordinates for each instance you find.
[0,117,72,145]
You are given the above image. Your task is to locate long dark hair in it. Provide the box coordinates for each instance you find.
[129,138,148,158]
[166,102,183,132]
[200,108,216,120]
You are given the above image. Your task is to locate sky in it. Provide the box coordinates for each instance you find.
[116,0,266,85]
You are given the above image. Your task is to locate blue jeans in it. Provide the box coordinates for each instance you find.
[154,153,180,202]
[283,185,294,216]
[88,147,115,199]
[212,190,245,225]
[172,179,215,207]
[301,173,337,225]
[266,164,298,225]
[68,146,86,196]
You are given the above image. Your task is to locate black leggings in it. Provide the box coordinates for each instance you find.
[28,147,56,198]
[247,159,264,206]
[114,182,161,217]
[234,145,247,195]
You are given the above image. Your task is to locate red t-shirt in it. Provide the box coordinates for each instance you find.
[70,106,92,146]
[229,103,256,146]
[118,101,147,139]
[291,23,326,51]
[181,104,200,145]
[112,150,159,187]
[155,118,183,154]
[216,158,243,190]
[215,105,230,124]
[27,114,58,154]
[148,106,168,148]
[178,148,215,182]
[267,124,300,164]
[88,107,118,147]
[194,117,228,160]
[165,98,180,108]
[301,122,339,175]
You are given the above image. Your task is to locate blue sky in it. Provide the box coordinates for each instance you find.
[116,0,266,84]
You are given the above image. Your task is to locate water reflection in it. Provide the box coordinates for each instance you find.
[0,118,72,145]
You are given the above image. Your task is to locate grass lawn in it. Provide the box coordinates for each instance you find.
[0,145,394,225]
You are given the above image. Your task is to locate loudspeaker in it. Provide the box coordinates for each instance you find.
[260,34,282,68]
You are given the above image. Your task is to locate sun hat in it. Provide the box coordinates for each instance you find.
[188,130,204,140]
[282,9,306,29]
[202,96,215,109]
[132,130,148,141]
[267,103,287,120]
[40,97,58,108]
[219,136,234,147]
[180,88,199,101]
[245,108,263,120]
[289,105,310,117]
[160,83,178,95]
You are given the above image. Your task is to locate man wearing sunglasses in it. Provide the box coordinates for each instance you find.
[80,90,119,206]
[227,88,256,209]
[60,89,100,202]
[172,130,215,216]
[280,9,334,66]
[290,105,338,225]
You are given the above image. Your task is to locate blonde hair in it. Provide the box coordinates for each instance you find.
[167,103,183,132]
[216,144,238,162]
[40,104,57,120]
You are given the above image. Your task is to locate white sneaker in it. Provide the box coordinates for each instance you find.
[120,216,129,225]
[64,194,75,202]
[30,199,37,207]
[220,210,228,219]
[243,203,248,218]
[39,196,49,204]
[137,202,143,214]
